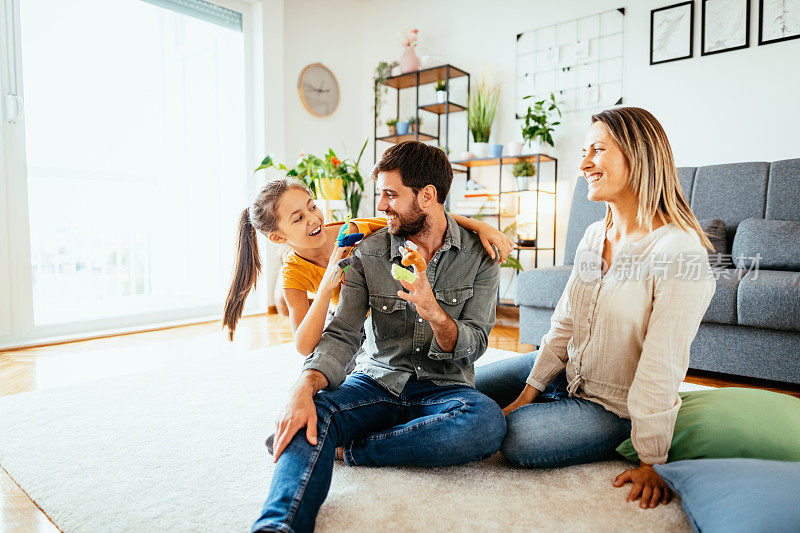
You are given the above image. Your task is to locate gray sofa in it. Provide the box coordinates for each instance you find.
[517,158,800,385]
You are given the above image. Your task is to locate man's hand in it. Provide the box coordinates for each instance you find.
[272,370,328,462]
[613,463,672,509]
[396,266,447,324]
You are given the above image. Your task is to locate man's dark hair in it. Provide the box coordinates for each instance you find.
[371,141,452,204]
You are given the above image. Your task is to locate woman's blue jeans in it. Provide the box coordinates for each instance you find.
[252,372,506,533]
[475,351,632,468]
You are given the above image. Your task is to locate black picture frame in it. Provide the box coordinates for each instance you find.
[650,1,695,65]
[759,0,800,46]
[701,0,751,55]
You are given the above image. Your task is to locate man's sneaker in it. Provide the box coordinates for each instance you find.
[265,433,275,455]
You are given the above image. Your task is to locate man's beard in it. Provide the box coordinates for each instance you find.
[387,200,428,237]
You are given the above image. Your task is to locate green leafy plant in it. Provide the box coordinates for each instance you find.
[385,118,398,126]
[520,92,562,148]
[468,80,500,143]
[254,139,368,216]
[407,116,421,125]
[374,60,399,121]
[434,79,447,91]
[499,221,524,272]
[511,161,536,177]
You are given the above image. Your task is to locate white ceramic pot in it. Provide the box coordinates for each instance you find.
[436,90,447,104]
[472,142,490,158]
[516,176,530,191]
[507,141,523,156]
[527,139,543,154]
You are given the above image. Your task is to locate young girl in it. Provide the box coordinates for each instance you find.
[222,178,514,355]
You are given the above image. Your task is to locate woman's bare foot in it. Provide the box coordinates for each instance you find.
[336,447,344,460]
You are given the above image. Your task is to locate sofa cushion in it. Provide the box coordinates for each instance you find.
[737,270,800,331]
[563,178,606,265]
[654,459,800,533]
[699,219,726,255]
[690,161,769,247]
[516,266,572,308]
[703,269,742,325]
[732,218,800,270]
[616,388,800,463]
[765,158,800,221]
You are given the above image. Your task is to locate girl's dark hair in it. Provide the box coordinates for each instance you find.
[222,178,312,340]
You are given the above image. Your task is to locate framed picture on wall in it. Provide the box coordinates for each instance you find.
[702,0,751,55]
[651,1,695,65]
[759,0,800,45]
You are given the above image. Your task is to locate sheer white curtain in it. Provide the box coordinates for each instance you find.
[0,0,263,347]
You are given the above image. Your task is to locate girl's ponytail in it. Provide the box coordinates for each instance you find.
[222,177,312,340]
[222,208,262,341]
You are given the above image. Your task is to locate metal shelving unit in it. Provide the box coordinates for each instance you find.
[373,64,470,213]
[450,154,558,305]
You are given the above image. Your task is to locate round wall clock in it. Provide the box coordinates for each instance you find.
[298,63,340,117]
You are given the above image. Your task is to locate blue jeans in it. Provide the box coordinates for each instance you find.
[475,351,632,468]
[252,372,506,533]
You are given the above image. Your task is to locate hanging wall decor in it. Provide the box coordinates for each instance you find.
[650,1,695,65]
[514,8,625,115]
[759,0,800,45]
[702,0,751,55]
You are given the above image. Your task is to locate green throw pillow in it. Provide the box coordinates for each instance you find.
[616,388,800,463]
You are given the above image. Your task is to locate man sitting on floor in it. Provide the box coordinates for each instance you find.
[252,141,506,532]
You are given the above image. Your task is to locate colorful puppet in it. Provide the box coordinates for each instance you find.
[399,240,427,272]
[391,263,417,284]
[336,212,364,247]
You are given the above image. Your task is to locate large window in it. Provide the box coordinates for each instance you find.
[22,0,250,324]
[0,0,261,345]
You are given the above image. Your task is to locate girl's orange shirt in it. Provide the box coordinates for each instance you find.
[279,217,387,306]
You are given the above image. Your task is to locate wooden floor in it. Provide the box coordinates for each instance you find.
[0,313,797,532]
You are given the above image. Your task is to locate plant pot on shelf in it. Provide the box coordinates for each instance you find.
[318,178,344,200]
[387,125,397,136]
[472,142,490,158]
[410,123,417,133]
[400,46,420,73]
[507,141,523,156]
[527,138,544,154]
[436,90,447,104]
[489,144,503,158]
[396,121,410,135]
[516,176,530,191]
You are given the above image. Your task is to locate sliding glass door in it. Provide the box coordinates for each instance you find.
[0,0,263,347]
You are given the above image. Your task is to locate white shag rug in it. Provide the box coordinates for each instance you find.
[0,343,702,532]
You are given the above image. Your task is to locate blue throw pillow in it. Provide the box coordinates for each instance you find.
[654,459,800,533]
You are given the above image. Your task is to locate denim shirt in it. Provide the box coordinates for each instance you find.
[302,213,500,396]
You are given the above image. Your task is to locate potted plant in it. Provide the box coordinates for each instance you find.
[386,118,398,136]
[520,92,562,154]
[511,161,536,191]
[468,80,500,158]
[434,79,448,103]
[408,115,422,133]
[396,120,410,135]
[254,139,368,216]
[374,60,399,125]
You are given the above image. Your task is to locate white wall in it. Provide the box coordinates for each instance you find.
[266,0,800,285]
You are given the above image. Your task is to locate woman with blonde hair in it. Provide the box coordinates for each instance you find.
[475,107,715,509]
[221,177,514,355]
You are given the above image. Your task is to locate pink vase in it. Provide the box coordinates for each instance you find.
[400,46,420,74]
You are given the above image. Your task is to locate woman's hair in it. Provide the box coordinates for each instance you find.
[221,177,312,341]
[591,107,713,250]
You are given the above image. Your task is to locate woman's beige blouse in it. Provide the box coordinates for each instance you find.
[526,220,716,465]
